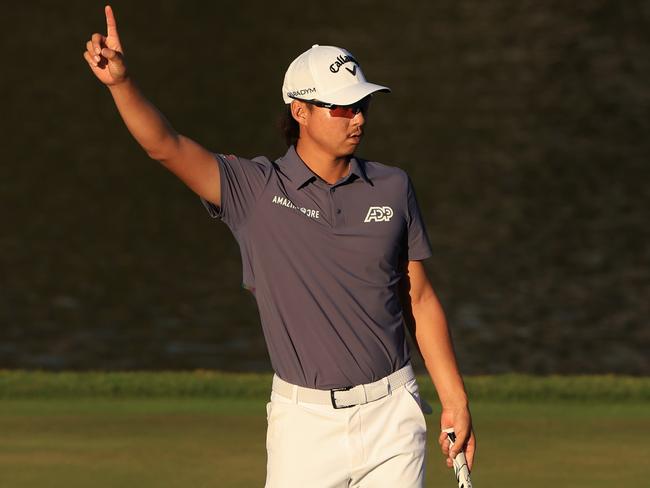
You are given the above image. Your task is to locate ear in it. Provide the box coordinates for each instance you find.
[290,100,311,126]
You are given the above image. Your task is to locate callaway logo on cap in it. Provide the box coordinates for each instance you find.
[282,44,391,105]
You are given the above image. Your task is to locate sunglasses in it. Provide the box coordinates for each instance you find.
[299,97,371,119]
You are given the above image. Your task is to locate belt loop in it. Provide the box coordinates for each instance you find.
[383,376,390,395]
[271,373,278,398]
[291,384,298,403]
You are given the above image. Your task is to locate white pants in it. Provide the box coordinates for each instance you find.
[264,367,428,487]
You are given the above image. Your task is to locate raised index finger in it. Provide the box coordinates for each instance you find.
[105,5,119,38]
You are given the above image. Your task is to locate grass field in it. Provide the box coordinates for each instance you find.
[0,373,648,487]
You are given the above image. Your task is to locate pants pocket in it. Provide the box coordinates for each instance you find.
[266,391,294,451]
[401,378,428,430]
[265,401,274,450]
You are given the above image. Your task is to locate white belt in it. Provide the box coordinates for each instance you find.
[272,363,415,409]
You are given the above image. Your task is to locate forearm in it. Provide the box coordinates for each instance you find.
[411,295,468,409]
[107,78,178,160]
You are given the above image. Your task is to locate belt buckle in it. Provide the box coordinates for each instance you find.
[330,386,355,409]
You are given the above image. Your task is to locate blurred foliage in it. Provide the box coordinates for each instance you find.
[0,1,648,373]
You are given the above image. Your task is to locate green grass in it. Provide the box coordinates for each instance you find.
[0,398,647,488]
[0,373,649,487]
[2,371,649,401]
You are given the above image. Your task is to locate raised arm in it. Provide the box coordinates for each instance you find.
[83,5,221,206]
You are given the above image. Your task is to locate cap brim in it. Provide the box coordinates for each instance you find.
[318,82,391,105]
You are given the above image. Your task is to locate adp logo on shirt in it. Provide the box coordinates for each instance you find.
[364,206,394,223]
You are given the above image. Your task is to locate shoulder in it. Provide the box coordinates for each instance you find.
[220,153,273,168]
[217,153,274,180]
[250,154,273,167]
[357,157,410,188]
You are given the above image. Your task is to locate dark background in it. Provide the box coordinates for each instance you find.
[1,0,648,374]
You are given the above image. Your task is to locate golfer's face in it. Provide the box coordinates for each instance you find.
[308,98,370,157]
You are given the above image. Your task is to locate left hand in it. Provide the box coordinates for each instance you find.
[83,5,127,86]
[438,405,476,471]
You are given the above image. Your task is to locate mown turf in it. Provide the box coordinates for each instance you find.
[2,371,649,402]
[0,398,648,488]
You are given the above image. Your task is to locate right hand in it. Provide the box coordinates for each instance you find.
[83,5,127,86]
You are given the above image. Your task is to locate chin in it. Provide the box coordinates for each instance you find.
[337,148,355,158]
[343,140,361,153]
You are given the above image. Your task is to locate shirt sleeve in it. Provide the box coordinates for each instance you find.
[200,153,270,231]
[405,175,433,261]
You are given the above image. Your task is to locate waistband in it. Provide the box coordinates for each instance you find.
[271,363,415,409]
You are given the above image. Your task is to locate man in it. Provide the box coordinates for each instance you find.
[84,5,475,487]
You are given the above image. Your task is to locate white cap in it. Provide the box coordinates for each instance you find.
[282,44,391,105]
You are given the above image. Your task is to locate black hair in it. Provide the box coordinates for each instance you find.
[279,105,300,147]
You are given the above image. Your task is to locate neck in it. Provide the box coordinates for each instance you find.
[295,140,351,185]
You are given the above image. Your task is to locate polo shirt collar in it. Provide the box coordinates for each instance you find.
[281,145,371,190]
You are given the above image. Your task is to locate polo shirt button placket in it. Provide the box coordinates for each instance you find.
[330,186,340,228]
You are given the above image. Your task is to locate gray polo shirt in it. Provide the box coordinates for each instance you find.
[201,145,432,389]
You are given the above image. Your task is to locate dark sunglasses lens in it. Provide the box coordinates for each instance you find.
[329,98,370,118]
[330,106,357,118]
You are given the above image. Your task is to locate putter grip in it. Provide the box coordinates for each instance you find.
[442,428,473,488]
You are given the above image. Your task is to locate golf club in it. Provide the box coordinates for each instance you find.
[443,427,473,488]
